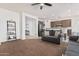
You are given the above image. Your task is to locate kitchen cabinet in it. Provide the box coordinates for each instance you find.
[51,19,71,28]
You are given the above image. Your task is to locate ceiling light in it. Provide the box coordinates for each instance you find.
[40,3,44,6]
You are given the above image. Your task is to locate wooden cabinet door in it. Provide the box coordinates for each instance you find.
[62,20,71,27]
[67,19,71,27]
[55,21,62,27]
[61,20,66,27]
[51,22,55,27]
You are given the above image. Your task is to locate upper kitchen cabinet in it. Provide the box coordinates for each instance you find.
[51,19,71,28]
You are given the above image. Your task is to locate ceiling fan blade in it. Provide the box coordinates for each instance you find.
[40,6,43,10]
[44,3,52,6]
[32,3,40,5]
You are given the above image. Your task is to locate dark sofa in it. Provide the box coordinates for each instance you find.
[69,36,79,41]
[41,36,60,44]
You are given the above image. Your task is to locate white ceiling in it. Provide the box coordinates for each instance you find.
[0,3,79,19]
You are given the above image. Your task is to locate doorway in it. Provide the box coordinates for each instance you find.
[25,16,36,37]
[67,29,72,36]
[38,21,45,36]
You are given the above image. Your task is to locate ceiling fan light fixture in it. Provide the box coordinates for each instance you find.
[40,6,43,10]
[31,3,52,10]
[40,3,44,6]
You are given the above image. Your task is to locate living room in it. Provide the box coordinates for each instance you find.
[0,3,79,56]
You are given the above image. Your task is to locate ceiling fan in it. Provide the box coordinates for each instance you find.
[31,3,52,10]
